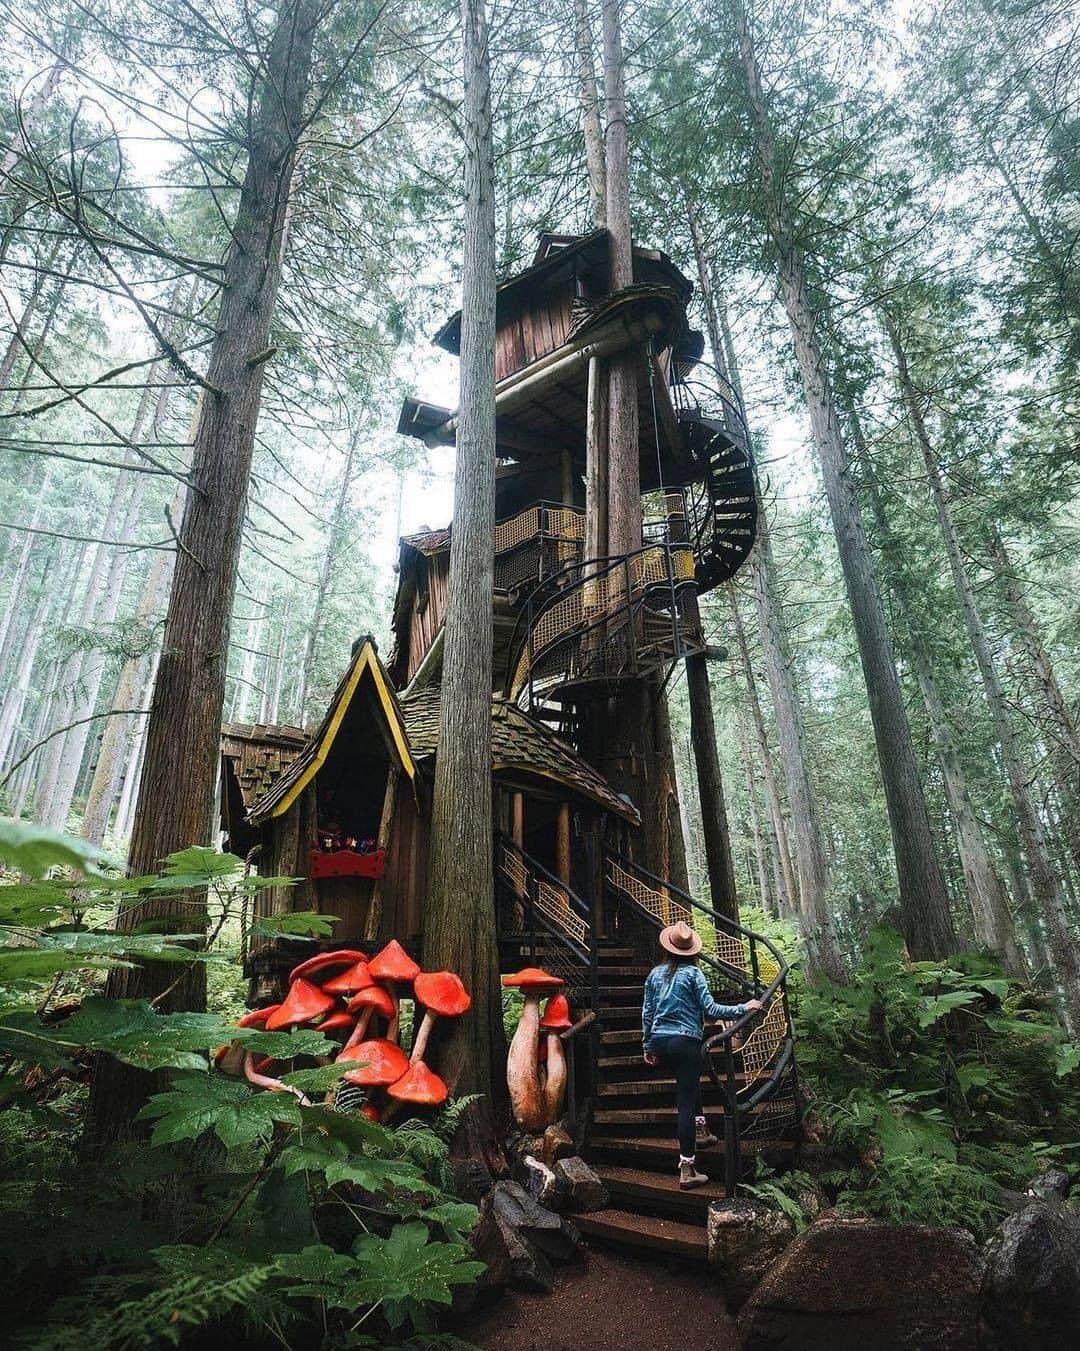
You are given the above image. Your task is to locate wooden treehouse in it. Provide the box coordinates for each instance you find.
[220,230,799,1260]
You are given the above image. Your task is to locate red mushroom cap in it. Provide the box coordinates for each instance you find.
[318,1010,356,1034]
[289,948,368,985]
[237,1003,280,1028]
[501,966,564,993]
[346,985,396,1019]
[321,959,373,996]
[414,970,471,1017]
[540,993,573,1031]
[264,978,336,1030]
[360,1103,380,1122]
[367,939,420,985]
[335,1038,409,1086]
[387,1060,448,1107]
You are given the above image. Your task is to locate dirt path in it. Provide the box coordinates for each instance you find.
[454,1248,739,1351]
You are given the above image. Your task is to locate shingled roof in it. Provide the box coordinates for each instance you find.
[221,722,308,812]
[400,685,639,824]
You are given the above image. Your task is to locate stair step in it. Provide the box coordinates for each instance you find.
[588,1134,793,1173]
[596,946,636,961]
[597,1076,742,1097]
[594,965,651,979]
[597,985,648,1002]
[593,1103,774,1127]
[573,1207,709,1261]
[592,1163,727,1218]
[597,1054,750,1076]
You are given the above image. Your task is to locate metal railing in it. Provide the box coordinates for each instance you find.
[604,850,798,1192]
[493,501,585,596]
[504,541,704,712]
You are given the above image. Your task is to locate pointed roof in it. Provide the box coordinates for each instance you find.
[245,638,415,825]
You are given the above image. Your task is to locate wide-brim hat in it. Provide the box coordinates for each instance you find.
[659,920,702,957]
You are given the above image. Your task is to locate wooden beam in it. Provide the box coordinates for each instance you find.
[556,801,572,884]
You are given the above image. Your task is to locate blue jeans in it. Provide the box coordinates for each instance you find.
[649,1033,704,1157]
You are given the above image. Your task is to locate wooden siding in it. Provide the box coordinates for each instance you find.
[494,284,574,383]
[405,553,449,683]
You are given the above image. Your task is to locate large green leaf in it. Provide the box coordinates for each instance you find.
[249,909,339,938]
[0,996,335,1069]
[138,1071,302,1146]
[0,818,116,878]
[152,846,244,887]
[347,1222,486,1316]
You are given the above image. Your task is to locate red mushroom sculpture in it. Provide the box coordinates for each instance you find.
[366,940,420,1043]
[335,1037,409,1087]
[410,971,471,1063]
[264,977,336,1031]
[321,959,373,997]
[387,1061,448,1111]
[289,949,368,985]
[343,985,396,1048]
[502,967,564,1131]
[539,993,573,1125]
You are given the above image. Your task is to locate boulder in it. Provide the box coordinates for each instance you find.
[738,1213,984,1350]
[488,1179,583,1263]
[520,1154,565,1211]
[979,1199,1080,1351]
[1023,1169,1070,1202]
[541,1123,575,1166]
[705,1199,795,1310]
[471,1203,553,1294]
[553,1156,609,1213]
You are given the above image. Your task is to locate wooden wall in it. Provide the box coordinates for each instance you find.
[405,553,449,683]
[494,283,574,383]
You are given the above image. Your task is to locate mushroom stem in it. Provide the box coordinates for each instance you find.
[344,1006,376,1050]
[410,1010,437,1064]
[242,1052,311,1106]
[542,1031,567,1125]
[506,992,544,1130]
[386,981,399,1042]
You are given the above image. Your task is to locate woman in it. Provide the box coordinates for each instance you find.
[642,920,764,1190]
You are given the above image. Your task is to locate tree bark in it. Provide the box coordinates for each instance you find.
[739,722,774,916]
[685,651,738,920]
[883,314,1079,1026]
[86,0,322,1150]
[423,0,507,1146]
[572,0,606,228]
[733,0,958,961]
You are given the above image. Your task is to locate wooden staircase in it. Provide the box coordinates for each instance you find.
[575,945,796,1264]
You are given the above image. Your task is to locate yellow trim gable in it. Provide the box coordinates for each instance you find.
[265,642,415,822]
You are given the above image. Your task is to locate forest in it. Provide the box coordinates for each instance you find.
[0,0,1078,1346]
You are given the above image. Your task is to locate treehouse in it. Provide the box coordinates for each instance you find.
[220,230,801,1231]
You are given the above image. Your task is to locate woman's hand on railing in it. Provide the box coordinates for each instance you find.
[744,998,764,1013]
[643,1050,659,1067]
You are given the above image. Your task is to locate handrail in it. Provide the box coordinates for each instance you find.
[496,833,593,963]
[602,848,798,1191]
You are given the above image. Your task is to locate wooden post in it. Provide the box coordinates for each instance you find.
[560,447,575,507]
[584,356,608,564]
[686,651,739,921]
[511,790,524,848]
[364,769,399,941]
[556,801,572,884]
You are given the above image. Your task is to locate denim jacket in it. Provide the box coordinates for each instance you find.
[642,963,747,1048]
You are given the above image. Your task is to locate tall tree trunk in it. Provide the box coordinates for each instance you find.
[883,315,1079,1026]
[86,0,322,1151]
[423,0,506,1155]
[739,723,774,915]
[733,0,958,961]
[844,385,1026,975]
[0,236,62,394]
[296,429,358,721]
[0,461,56,665]
[729,590,798,916]
[0,547,55,768]
[572,0,606,228]
[685,651,738,919]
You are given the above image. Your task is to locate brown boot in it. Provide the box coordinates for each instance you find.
[678,1159,709,1190]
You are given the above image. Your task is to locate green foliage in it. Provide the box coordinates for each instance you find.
[796,928,1080,1238]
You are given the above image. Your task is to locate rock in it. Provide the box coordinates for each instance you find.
[472,1202,553,1294]
[705,1199,795,1310]
[521,1154,565,1211]
[738,1213,984,1350]
[488,1180,583,1263]
[541,1123,575,1166]
[1023,1168,1070,1201]
[553,1156,609,1213]
[979,1199,1080,1351]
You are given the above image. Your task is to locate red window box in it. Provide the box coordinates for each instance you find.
[309,847,385,881]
